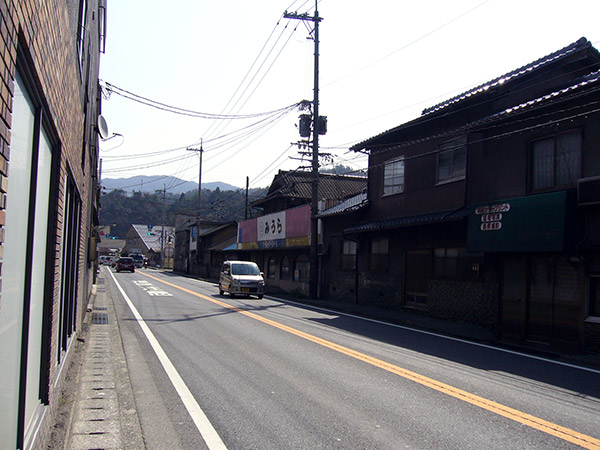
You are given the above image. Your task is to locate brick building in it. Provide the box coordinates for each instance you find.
[0,1,106,448]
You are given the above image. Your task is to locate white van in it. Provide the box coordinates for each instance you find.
[219,261,265,299]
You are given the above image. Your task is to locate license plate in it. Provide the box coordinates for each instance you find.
[241,287,250,292]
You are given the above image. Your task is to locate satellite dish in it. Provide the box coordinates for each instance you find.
[97,115,109,140]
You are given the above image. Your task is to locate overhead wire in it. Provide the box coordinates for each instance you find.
[101,81,298,119]
[322,0,493,89]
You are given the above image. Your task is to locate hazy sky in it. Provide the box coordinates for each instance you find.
[99,0,600,191]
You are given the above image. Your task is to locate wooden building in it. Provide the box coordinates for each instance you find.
[236,170,367,296]
[325,38,600,354]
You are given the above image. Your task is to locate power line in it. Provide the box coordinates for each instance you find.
[322,0,493,88]
[101,81,301,119]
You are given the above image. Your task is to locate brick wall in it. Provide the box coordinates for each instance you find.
[0,0,101,448]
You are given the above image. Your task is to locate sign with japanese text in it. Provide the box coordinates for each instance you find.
[468,192,574,252]
[258,211,286,242]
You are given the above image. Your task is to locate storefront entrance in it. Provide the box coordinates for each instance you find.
[501,255,584,353]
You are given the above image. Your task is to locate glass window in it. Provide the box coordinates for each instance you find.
[369,238,389,272]
[531,130,581,190]
[231,262,260,275]
[77,0,88,69]
[432,247,482,281]
[0,71,36,446]
[280,256,290,279]
[383,156,404,196]
[341,239,357,271]
[589,277,600,317]
[293,254,310,282]
[0,71,56,446]
[267,256,277,279]
[437,136,467,183]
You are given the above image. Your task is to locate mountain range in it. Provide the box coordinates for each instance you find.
[101,176,240,195]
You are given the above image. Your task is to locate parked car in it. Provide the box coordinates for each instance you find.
[219,260,264,299]
[115,257,135,273]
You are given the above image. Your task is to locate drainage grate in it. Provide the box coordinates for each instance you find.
[94,306,107,310]
[91,312,109,324]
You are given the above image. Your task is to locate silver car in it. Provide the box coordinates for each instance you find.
[219,261,265,299]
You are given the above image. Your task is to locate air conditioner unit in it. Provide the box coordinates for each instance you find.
[577,176,600,206]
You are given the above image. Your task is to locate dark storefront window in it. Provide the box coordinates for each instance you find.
[369,238,389,272]
[405,249,431,307]
[341,239,357,271]
[433,248,482,281]
[530,130,581,191]
[280,256,290,279]
[589,277,600,317]
[267,256,277,279]
[294,254,310,282]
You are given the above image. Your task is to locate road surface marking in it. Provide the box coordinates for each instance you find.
[140,272,600,450]
[109,270,227,450]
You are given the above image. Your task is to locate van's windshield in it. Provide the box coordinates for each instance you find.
[231,263,260,275]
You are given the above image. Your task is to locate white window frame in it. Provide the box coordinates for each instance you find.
[437,136,467,184]
[383,156,405,196]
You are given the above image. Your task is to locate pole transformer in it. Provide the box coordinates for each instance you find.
[284,1,323,299]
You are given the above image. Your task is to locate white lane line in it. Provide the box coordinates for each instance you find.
[108,270,227,450]
[179,275,600,375]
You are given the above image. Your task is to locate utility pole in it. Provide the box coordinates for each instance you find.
[187,140,204,215]
[245,176,250,220]
[161,184,166,267]
[284,1,323,298]
[187,142,203,265]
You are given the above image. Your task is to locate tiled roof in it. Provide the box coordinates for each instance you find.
[422,37,596,116]
[358,69,600,153]
[253,170,367,207]
[318,192,368,218]
[344,209,467,233]
[351,38,600,152]
[470,69,600,126]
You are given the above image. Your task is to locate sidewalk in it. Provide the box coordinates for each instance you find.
[60,273,145,450]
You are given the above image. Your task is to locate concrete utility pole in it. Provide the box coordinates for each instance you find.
[161,184,166,267]
[284,1,323,298]
[187,141,204,215]
[245,176,250,220]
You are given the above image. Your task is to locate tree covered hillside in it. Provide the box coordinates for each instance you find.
[100,187,267,239]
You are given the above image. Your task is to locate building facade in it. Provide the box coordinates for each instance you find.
[0,1,106,448]
[235,170,367,296]
[123,224,175,267]
[338,38,600,354]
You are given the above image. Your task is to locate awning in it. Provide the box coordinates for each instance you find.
[467,190,578,252]
[208,235,237,251]
[344,209,468,233]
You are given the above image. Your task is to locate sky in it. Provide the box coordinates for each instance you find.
[98,0,600,192]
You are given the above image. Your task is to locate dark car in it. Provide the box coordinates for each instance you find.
[116,257,135,273]
[131,253,144,268]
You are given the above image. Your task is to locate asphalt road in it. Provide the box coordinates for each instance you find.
[105,268,600,450]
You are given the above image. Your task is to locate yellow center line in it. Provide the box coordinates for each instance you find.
[138,271,600,450]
